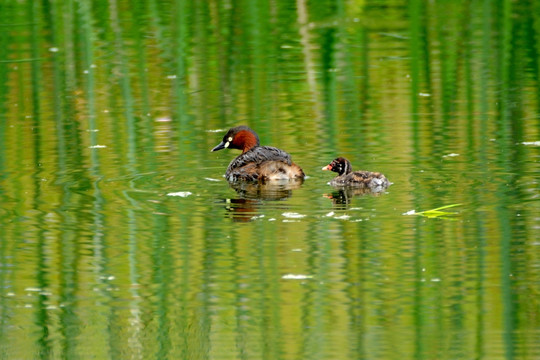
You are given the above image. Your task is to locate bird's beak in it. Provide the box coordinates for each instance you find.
[211,141,226,152]
[322,164,332,171]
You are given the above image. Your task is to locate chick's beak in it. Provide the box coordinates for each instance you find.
[322,164,332,171]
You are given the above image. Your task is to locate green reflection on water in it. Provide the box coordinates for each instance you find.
[0,0,539,359]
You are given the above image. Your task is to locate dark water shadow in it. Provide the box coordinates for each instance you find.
[223,179,304,222]
[324,186,389,209]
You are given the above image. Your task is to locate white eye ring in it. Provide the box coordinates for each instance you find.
[228,137,233,142]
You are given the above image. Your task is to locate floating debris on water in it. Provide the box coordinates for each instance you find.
[167,191,192,197]
[282,274,313,280]
[282,212,306,219]
[403,204,462,219]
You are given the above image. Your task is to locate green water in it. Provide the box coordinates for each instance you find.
[1,0,539,359]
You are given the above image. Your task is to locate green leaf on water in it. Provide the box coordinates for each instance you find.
[404,203,462,218]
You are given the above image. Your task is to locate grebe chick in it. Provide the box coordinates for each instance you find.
[322,157,390,190]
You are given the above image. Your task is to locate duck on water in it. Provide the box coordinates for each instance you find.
[322,157,390,191]
[211,126,305,182]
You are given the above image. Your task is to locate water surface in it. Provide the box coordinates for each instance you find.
[1,0,539,359]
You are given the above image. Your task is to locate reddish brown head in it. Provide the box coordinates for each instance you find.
[211,126,260,153]
[322,157,352,176]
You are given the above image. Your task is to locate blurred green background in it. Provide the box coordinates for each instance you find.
[0,0,539,359]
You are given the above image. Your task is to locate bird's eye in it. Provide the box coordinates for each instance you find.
[228,137,233,142]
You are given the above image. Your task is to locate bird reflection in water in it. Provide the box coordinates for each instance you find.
[224,179,304,222]
[324,186,388,209]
